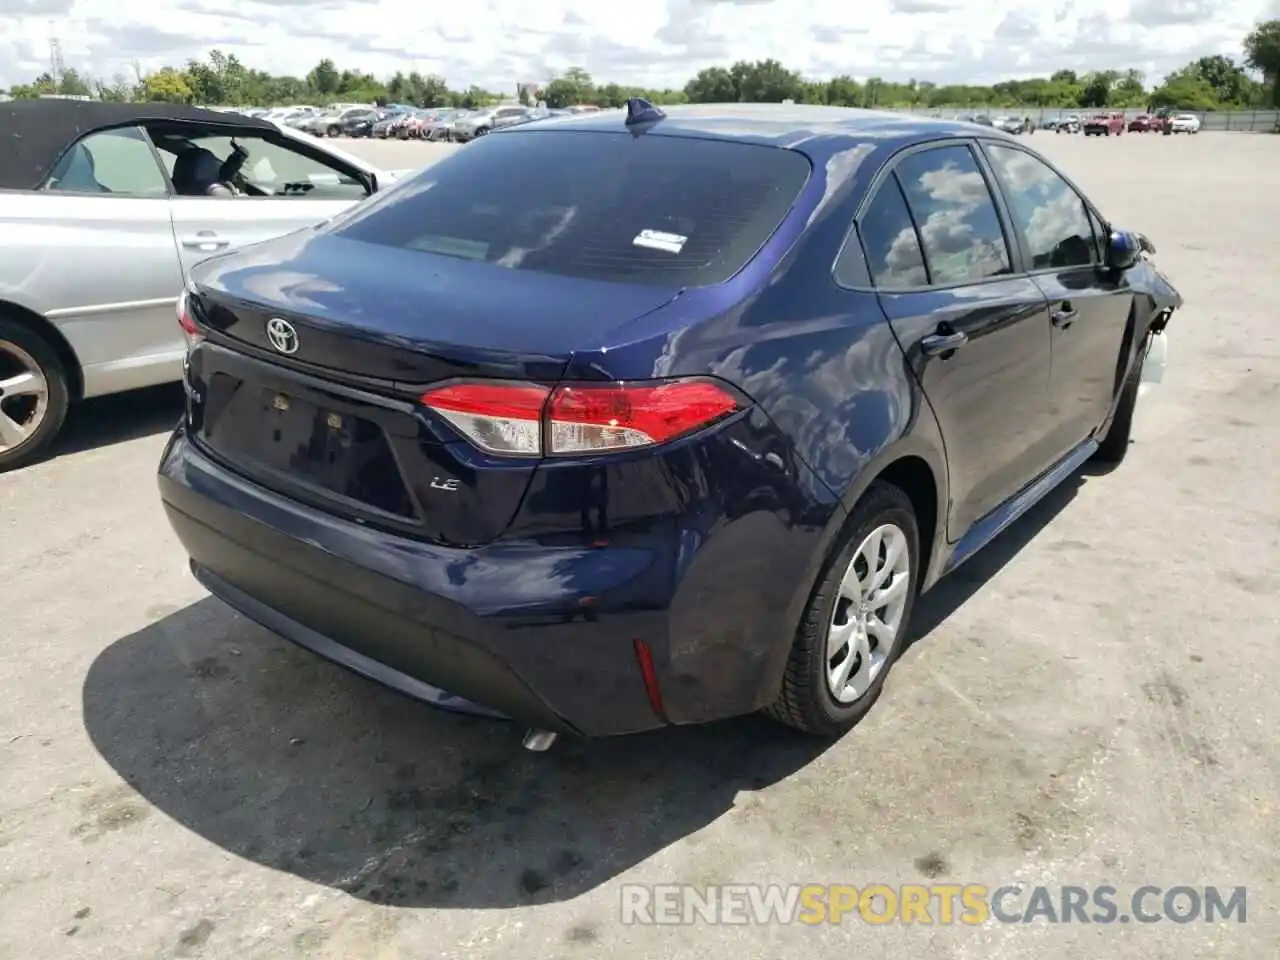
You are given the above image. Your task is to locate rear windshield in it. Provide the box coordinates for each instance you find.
[328,130,811,287]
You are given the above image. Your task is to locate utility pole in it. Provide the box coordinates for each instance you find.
[48,22,65,88]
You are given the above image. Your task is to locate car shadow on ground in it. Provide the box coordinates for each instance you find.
[905,468,1090,648]
[82,467,1092,910]
[54,383,184,457]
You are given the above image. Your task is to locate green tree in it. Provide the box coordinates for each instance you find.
[142,67,194,103]
[307,58,340,97]
[543,67,594,107]
[1189,55,1257,105]
[1112,69,1146,106]
[93,73,138,102]
[419,75,452,107]
[1078,70,1118,108]
[1149,70,1218,110]
[8,72,57,98]
[824,75,863,107]
[731,59,805,102]
[1243,19,1280,106]
[684,66,736,103]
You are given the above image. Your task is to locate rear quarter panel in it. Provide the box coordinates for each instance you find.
[560,134,950,709]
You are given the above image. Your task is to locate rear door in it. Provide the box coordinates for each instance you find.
[158,130,372,276]
[979,141,1134,456]
[858,141,1057,539]
[31,126,186,395]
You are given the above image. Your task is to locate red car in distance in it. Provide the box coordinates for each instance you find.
[1127,115,1157,132]
[1083,112,1126,136]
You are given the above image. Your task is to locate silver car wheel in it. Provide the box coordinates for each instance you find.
[826,523,911,704]
[0,341,50,454]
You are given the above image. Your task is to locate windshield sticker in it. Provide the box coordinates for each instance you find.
[633,229,688,254]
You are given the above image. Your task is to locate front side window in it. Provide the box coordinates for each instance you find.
[152,131,368,201]
[893,145,1011,286]
[984,144,1096,270]
[328,131,811,288]
[852,173,928,288]
[44,127,168,197]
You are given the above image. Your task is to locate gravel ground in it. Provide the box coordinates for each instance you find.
[1,131,1278,960]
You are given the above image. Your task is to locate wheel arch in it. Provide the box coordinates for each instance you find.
[753,439,950,709]
[0,299,84,402]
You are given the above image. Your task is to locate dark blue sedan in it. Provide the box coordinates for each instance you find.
[159,101,1182,749]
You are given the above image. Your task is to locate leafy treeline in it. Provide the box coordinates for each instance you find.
[7,20,1280,112]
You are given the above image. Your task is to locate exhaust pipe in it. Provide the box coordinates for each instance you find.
[522,729,558,752]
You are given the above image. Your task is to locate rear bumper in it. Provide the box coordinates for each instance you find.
[159,429,666,736]
[158,426,830,736]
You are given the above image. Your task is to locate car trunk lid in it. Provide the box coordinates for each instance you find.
[184,232,682,547]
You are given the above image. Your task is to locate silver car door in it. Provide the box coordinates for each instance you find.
[161,132,373,275]
[5,126,187,399]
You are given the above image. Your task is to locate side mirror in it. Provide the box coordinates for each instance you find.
[1106,230,1141,271]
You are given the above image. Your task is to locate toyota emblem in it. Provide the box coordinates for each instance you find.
[265,317,299,354]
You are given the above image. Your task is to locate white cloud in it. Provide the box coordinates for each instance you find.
[0,0,1268,92]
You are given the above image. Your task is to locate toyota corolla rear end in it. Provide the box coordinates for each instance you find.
[158,122,831,739]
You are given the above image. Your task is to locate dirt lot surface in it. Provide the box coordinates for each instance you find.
[2,132,1278,959]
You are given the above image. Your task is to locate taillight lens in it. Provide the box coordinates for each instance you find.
[420,382,550,456]
[176,290,204,349]
[419,378,740,457]
[547,380,739,454]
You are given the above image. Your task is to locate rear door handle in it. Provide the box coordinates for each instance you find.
[920,330,968,356]
[181,231,230,251]
[1050,305,1078,328]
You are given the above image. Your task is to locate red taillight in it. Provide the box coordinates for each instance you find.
[419,378,740,457]
[176,290,204,348]
[420,382,550,456]
[547,380,739,454]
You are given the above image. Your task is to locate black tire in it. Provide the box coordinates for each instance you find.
[0,316,71,473]
[1093,347,1144,465]
[766,482,921,736]
[326,125,340,138]
[474,126,489,137]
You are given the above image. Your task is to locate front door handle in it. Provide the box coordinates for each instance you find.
[181,231,230,251]
[1050,304,1078,328]
[921,330,969,356]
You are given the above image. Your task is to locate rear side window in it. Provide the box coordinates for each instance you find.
[45,126,168,197]
[328,131,811,287]
[854,173,928,288]
[893,145,1011,286]
[984,144,1097,269]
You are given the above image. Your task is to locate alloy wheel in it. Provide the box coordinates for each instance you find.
[0,340,50,454]
[826,523,911,704]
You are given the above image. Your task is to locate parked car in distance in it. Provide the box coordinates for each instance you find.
[158,100,1181,750]
[0,99,416,471]
[299,107,369,138]
[1127,114,1156,132]
[452,105,535,141]
[1083,112,1126,136]
[333,108,383,138]
[371,108,412,138]
[423,109,471,141]
[1168,113,1201,134]
[1054,114,1082,133]
[992,116,1034,134]
[275,106,320,129]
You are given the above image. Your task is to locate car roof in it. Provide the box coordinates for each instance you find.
[0,99,275,191]
[494,102,1023,176]
[495,102,1016,161]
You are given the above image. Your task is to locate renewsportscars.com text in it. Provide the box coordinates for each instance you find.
[620,883,1247,926]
